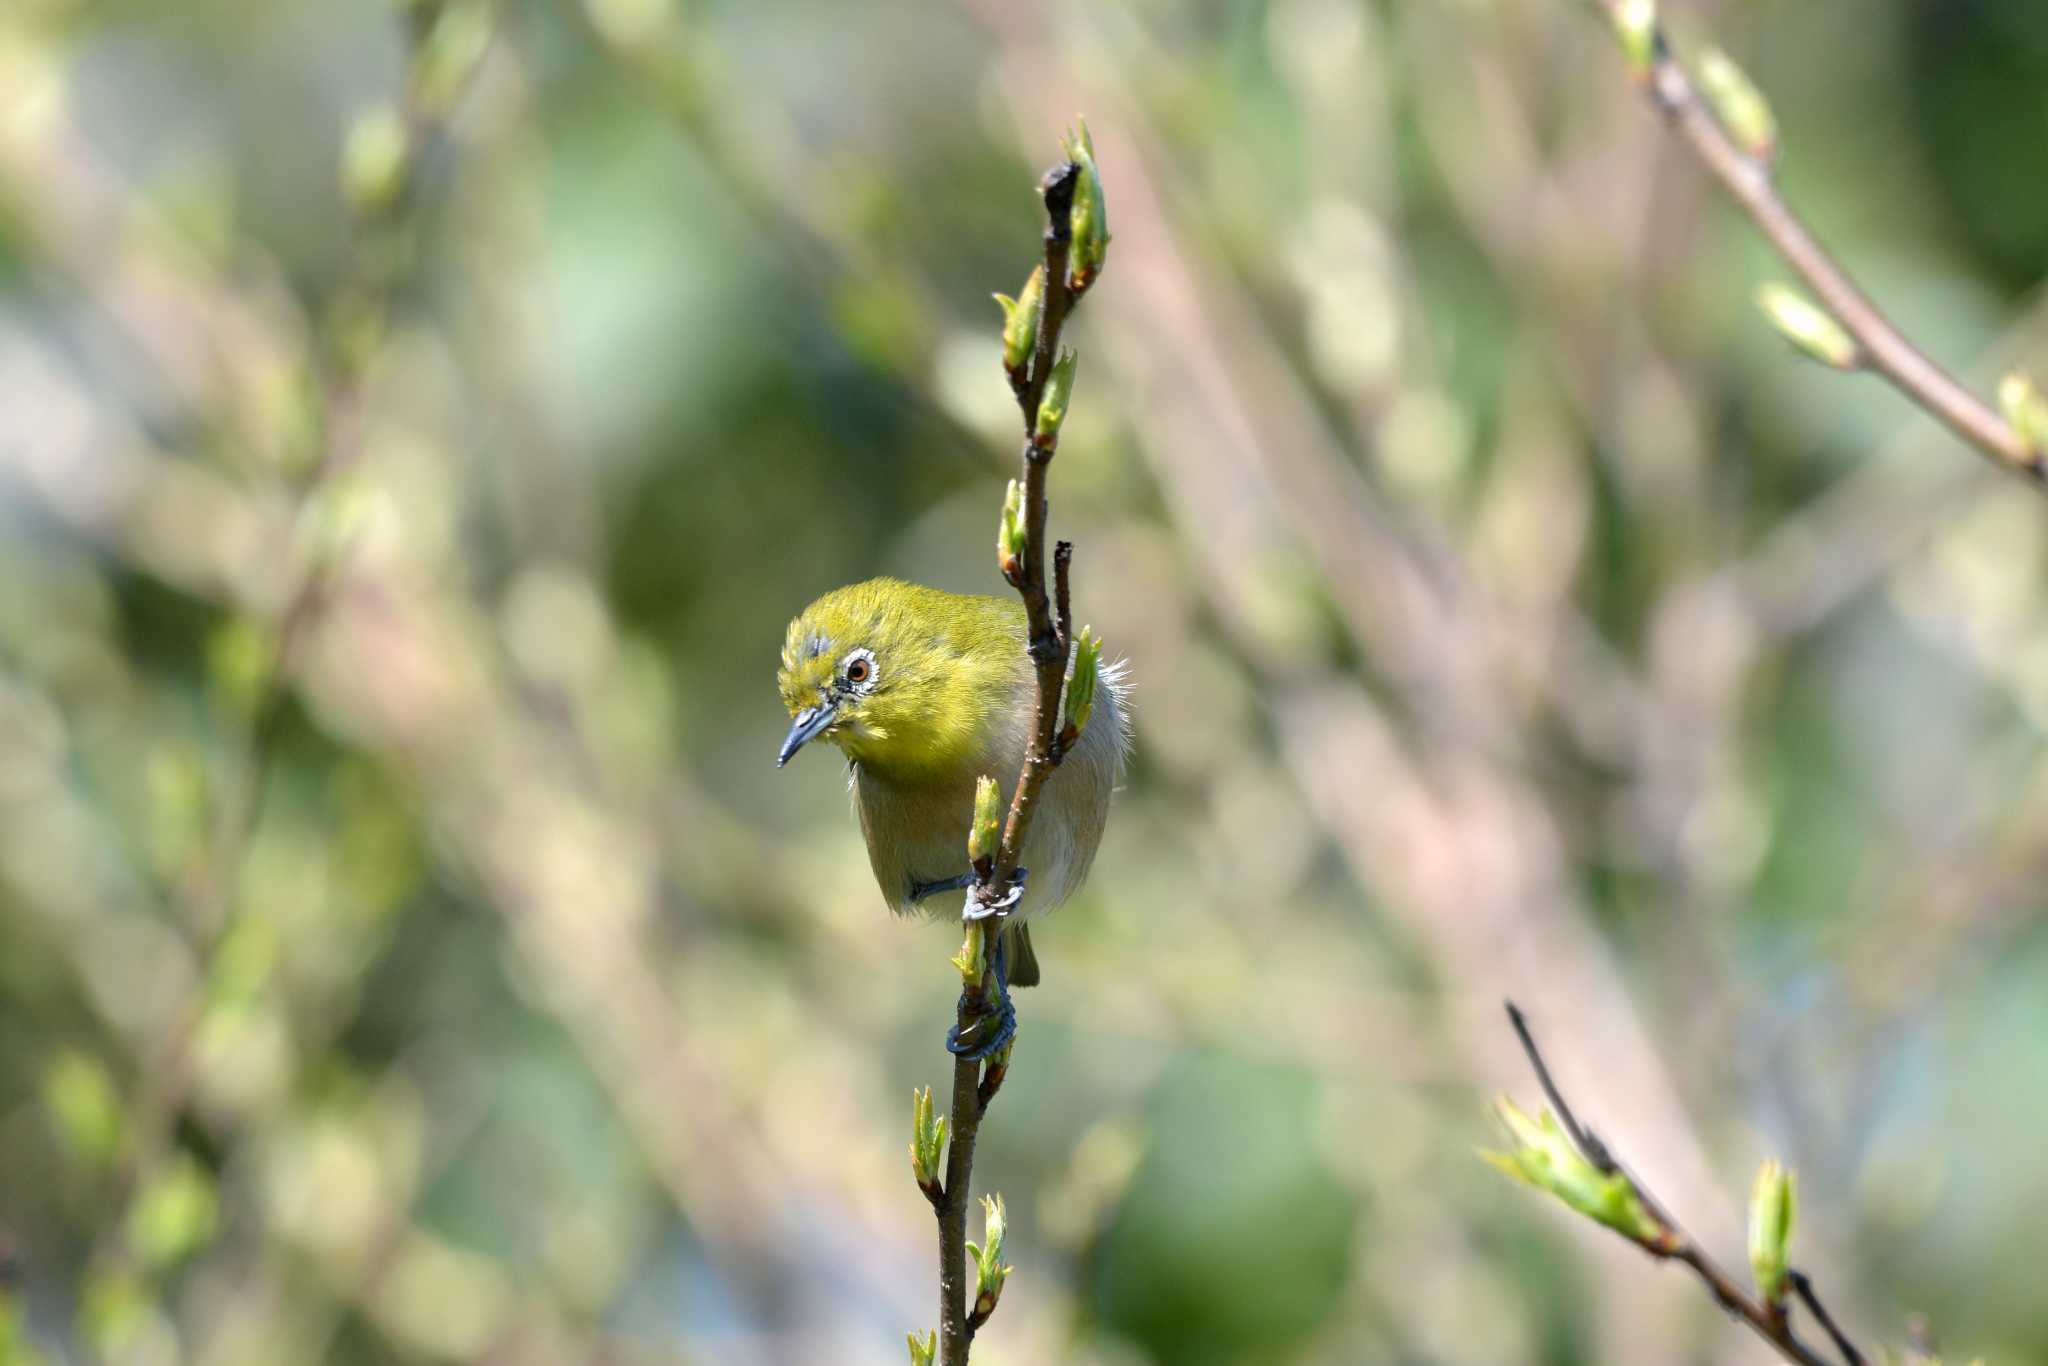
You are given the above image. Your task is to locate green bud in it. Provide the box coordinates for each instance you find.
[1610,0,1658,76]
[910,1086,947,1194]
[950,923,986,985]
[1758,283,1859,370]
[1063,117,1111,288]
[2000,371,2048,456]
[1034,348,1078,446]
[128,1153,219,1270]
[43,1050,124,1169]
[966,1194,1013,1323]
[906,1330,936,1366]
[342,105,409,215]
[1065,626,1102,737]
[1747,1159,1796,1305]
[997,265,1044,375]
[1482,1098,1666,1245]
[998,478,1027,581]
[1698,48,1776,162]
[969,775,1001,867]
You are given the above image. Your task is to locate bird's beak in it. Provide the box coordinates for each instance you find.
[776,700,837,767]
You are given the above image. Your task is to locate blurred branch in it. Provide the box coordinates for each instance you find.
[1587,0,2042,483]
[80,0,497,1308]
[1494,1002,1868,1366]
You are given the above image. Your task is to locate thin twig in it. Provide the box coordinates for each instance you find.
[1504,1000,1612,1173]
[1504,1002,1861,1366]
[934,158,1088,1366]
[1587,4,2041,482]
[1790,1270,1868,1366]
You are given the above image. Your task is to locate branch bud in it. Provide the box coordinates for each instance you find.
[906,1330,936,1366]
[1062,117,1111,289]
[1609,0,1658,78]
[1065,625,1102,740]
[1482,1098,1666,1245]
[996,265,1045,377]
[950,922,986,986]
[1758,283,1859,370]
[1747,1159,1796,1305]
[998,478,1026,583]
[966,1194,1013,1324]
[969,775,1001,870]
[909,1086,947,1196]
[2000,371,2048,457]
[1698,48,1777,162]
[1033,348,1079,447]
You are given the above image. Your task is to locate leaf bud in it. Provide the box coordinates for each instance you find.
[1698,48,1776,162]
[1481,1098,1666,1245]
[1033,348,1078,446]
[1747,1159,1796,1305]
[909,1086,947,1195]
[969,775,1001,868]
[1758,283,1859,370]
[1066,626,1102,738]
[967,1194,1013,1323]
[996,265,1044,376]
[1063,117,1111,288]
[1999,371,2048,457]
[998,479,1026,583]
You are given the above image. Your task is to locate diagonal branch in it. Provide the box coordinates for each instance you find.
[1587,2,2042,483]
[1502,1002,1866,1366]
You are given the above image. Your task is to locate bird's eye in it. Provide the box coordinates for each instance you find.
[844,652,873,686]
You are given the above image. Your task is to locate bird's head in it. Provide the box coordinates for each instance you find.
[775,579,1017,780]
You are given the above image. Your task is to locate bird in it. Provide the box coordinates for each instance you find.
[775,577,1127,1049]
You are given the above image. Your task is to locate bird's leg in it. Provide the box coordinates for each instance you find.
[909,871,975,903]
[946,922,1017,1061]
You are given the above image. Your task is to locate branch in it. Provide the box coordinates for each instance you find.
[923,133,1106,1366]
[1587,1,2043,484]
[1493,1002,1869,1366]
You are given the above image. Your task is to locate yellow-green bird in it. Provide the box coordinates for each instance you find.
[776,578,1128,1013]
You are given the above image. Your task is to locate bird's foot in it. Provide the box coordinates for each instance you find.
[945,917,1019,1061]
[946,987,1016,1060]
[961,866,1027,922]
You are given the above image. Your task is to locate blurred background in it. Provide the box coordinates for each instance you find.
[2,0,2046,1361]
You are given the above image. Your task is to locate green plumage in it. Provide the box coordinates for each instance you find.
[776,578,1129,987]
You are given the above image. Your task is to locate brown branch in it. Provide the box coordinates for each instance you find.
[1504,1002,1862,1366]
[934,158,1087,1366]
[1589,5,2042,483]
[1789,1270,1868,1366]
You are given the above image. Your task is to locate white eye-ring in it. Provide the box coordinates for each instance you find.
[841,647,878,690]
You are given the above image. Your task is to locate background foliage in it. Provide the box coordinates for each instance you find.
[1,0,2045,1362]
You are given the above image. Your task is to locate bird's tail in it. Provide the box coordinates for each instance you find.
[1003,922,1040,989]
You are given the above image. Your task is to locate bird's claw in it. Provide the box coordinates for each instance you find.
[946,991,1017,1060]
[945,911,1020,1060]
[961,866,1028,922]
